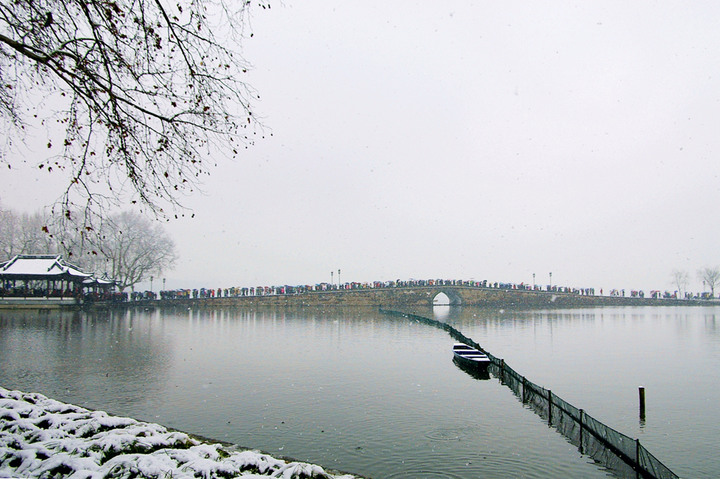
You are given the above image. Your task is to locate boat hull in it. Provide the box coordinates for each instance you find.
[452,343,491,372]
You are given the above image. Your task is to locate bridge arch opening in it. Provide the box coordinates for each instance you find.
[433,292,450,305]
[432,290,462,306]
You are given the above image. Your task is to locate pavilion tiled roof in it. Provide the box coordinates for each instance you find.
[0,254,92,280]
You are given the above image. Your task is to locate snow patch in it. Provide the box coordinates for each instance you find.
[0,386,359,478]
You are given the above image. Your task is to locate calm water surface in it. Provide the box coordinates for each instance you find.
[0,305,717,478]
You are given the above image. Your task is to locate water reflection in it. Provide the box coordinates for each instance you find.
[452,357,491,380]
[0,309,173,412]
[431,304,451,321]
[0,305,718,478]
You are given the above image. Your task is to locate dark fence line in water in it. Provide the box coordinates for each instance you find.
[379,308,680,479]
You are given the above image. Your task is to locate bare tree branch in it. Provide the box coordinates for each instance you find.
[698,267,720,297]
[671,269,689,298]
[0,0,269,223]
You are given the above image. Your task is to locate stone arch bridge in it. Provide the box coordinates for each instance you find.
[170,285,690,308]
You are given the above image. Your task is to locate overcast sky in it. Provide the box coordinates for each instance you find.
[4,1,720,293]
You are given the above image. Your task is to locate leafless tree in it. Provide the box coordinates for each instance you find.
[671,269,689,298]
[0,205,55,258]
[1,205,176,290]
[698,267,720,296]
[0,206,19,259]
[73,210,177,290]
[1,0,268,221]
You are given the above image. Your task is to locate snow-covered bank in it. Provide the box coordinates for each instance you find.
[0,387,360,478]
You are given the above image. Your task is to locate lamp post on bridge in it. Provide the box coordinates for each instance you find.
[338,269,341,288]
[549,272,552,290]
[150,276,153,298]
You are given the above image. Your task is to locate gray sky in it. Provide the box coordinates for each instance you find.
[4,1,720,293]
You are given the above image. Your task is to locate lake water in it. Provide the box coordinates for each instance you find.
[0,305,717,478]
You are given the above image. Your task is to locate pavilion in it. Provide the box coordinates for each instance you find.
[0,254,115,305]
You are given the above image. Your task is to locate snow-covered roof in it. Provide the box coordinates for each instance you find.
[0,254,92,280]
[83,276,116,286]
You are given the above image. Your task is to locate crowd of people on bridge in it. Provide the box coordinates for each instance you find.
[115,277,716,303]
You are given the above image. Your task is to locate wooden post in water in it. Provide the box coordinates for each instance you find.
[547,389,552,426]
[578,409,584,454]
[639,387,646,421]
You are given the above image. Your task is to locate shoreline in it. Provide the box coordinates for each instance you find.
[0,386,362,479]
[4,286,717,311]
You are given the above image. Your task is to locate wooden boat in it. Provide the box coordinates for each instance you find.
[452,343,491,369]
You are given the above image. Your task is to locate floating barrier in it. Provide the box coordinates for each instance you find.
[379,308,679,479]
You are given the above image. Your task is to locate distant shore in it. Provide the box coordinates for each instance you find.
[2,283,718,310]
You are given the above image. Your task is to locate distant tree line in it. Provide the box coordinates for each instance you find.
[672,267,720,297]
[0,204,176,291]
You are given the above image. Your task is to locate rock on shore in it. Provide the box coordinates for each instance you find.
[0,387,359,478]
